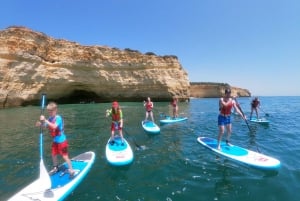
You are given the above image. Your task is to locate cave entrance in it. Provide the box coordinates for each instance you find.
[57,90,102,104]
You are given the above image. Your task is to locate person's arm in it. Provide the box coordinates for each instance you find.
[233,101,246,119]
[219,98,228,107]
[106,109,111,117]
[39,115,57,129]
[42,116,58,130]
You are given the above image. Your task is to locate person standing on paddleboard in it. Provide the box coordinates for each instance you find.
[250,97,260,119]
[36,102,75,177]
[171,97,178,118]
[143,97,154,122]
[217,88,246,150]
[106,101,124,145]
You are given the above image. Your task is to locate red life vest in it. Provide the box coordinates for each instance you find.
[145,102,153,111]
[48,117,62,137]
[111,109,122,122]
[171,100,177,107]
[220,100,233,115]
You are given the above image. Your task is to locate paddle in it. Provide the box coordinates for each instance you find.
[235,100,261,153]
[123,128,142,149]
[39,94,52,189]
[159,112,167,118]
[236,102,252,132]
[259,107,269,117]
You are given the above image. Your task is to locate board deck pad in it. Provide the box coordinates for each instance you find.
[108,136,128,151]
[201,137,248,156]
[51,163,82,188]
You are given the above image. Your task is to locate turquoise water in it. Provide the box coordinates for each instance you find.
[1,97,300,201]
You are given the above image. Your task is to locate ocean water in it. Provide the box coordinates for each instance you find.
[1,97,300,201]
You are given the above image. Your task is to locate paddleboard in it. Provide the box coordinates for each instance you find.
[197,137,281,171]
[159,116,188,124]
[8,151,95,201]
[141,120,160,134]
[105,136,134,166]
[249,117,270,124]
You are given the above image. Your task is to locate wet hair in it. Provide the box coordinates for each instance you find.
[47,102,57,110]
[225,88,231,94]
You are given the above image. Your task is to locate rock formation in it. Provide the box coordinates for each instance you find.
[0,26,190,108]
[190,82,251,98]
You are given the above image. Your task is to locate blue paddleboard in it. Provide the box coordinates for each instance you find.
[105,136,134,166]
[197,137,280,171]
[159,116,188,124]
[8,151,95,201]
[141,120,160,134]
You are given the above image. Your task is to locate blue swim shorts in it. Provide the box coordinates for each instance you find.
[218,115,231,126]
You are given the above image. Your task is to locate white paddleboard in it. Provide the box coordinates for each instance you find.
[8,151,95,201]
[141,120,160,134]
[197,137,280,171]
[249,117,270,124]
[105,136,134,166]
[160,116,188,124]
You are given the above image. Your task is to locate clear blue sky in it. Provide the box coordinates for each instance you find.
[1,0,299,96]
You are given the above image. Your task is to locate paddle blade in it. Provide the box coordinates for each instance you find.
[39,159,52,189]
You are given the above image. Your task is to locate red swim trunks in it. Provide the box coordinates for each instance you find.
[51,140,68,156]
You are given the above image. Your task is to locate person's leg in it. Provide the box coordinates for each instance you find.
[49,142,59,174]
[255,108,259,119]
[145,111,149,121]
[60,141,74,175]
[217,125,224,150]
[226,123,232,145]
[217,115,225,150]
[62,154,74,173]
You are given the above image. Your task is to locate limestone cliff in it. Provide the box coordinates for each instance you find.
[0,26,190,108]
[190,82,251,98]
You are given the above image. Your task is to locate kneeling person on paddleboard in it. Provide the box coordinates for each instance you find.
[106,101,124,145]
[217,88,246,150]
[36,102,75,177]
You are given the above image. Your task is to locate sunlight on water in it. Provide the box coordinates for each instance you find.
[1,97,299,201]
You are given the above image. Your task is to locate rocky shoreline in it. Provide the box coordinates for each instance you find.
[0,26,250,108]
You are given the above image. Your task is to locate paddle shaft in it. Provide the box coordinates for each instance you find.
[259,107,269,116]
[40,94,46,159]
[236,103,252,132]
[123,128,141,148]
[236,100,261,153]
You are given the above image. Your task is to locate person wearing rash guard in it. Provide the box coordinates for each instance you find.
[143,97,154,122]
[106,101,124,145]
[250,97,261,119]
[171,97,178,118]
[217,88,246,150]
[36,102,75,177]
